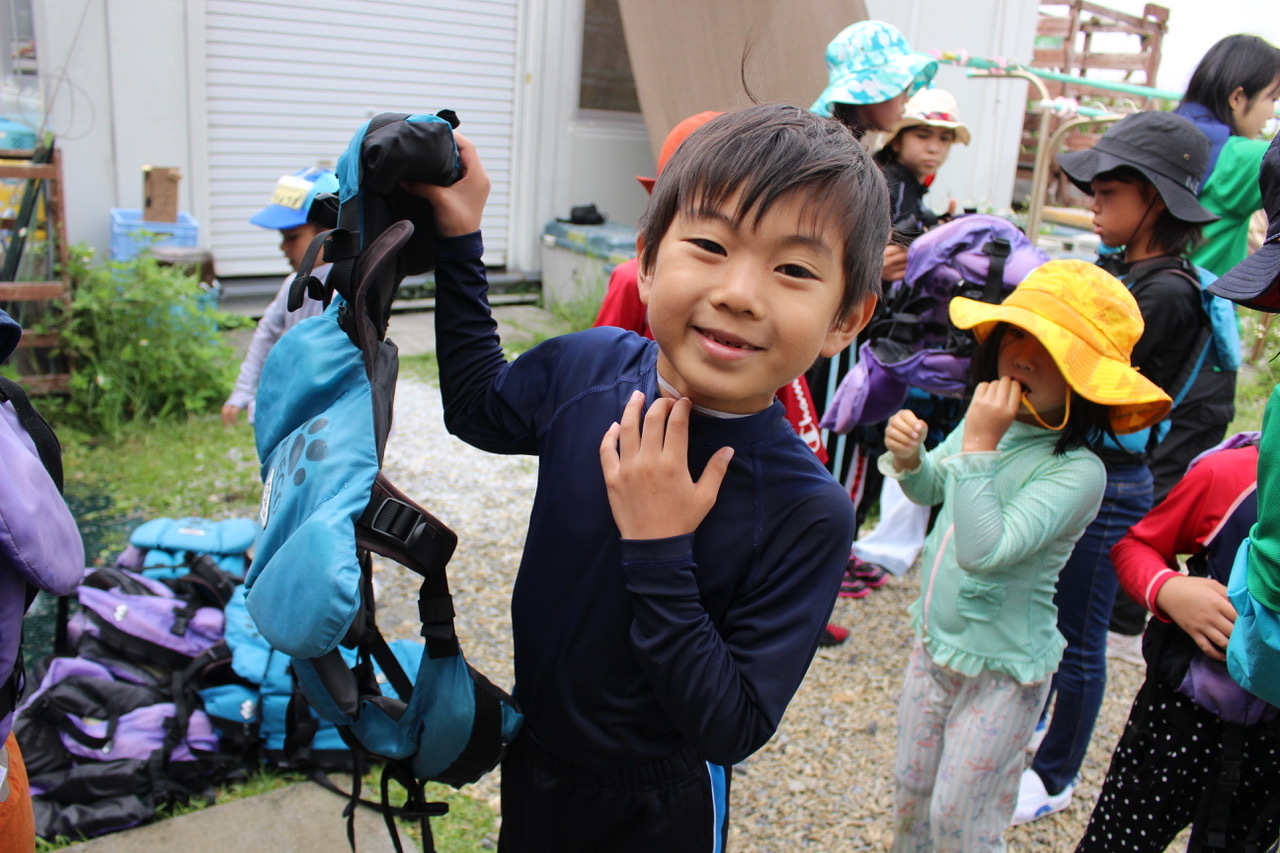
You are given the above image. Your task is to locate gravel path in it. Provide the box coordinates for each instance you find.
[373,375,1155,852]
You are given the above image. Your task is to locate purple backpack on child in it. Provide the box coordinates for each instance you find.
[822,215,1050,433]
[0,308,85,740]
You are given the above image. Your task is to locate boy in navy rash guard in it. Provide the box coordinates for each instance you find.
[410,104,887,852]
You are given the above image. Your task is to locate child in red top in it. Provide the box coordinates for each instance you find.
[1075,438,1280,851]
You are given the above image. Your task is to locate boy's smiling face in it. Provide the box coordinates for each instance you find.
[637,191,868,414]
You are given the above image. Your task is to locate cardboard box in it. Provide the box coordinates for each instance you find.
[142,165,182,222]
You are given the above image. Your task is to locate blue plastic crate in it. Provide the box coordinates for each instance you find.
[110,209,199,262]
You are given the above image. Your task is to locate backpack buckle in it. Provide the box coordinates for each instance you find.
[365,496,426,548]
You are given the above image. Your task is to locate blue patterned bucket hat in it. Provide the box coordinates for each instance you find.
[811,21,938,116]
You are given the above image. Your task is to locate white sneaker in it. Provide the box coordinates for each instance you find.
[1011,769,1072,826]
[1106,630,1145,666]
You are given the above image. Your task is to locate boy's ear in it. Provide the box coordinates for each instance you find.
[821,295,877,358]
[635,235,652,306]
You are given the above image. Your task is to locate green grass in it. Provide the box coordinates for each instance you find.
[56,414,262,564]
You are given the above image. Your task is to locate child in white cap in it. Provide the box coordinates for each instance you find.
[873,87,969,241]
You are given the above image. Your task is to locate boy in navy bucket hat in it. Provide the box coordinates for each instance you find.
[222,166,339,426]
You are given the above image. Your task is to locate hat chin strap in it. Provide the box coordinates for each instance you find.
[1022,391,1070,432]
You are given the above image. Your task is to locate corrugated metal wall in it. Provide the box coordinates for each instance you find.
[204,0,517,277]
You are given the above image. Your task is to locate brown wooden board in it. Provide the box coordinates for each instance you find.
[617,0,868,158]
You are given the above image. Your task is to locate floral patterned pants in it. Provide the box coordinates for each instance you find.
[893,641,1050,852]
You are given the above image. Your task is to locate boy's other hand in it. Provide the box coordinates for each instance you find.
[401,132,490,237]
[221,403,243,427]
[884,409,926,472]
[962,377,1021,452]
[1155,575,1236,661]
[599,391,733,540]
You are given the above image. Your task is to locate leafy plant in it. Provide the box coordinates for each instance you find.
[47,246,241,436]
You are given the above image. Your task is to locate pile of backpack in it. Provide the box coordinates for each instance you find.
[12,515,367,841]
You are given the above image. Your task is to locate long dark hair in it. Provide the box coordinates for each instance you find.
[1184,34,1280,133]
[969,323,1116,455]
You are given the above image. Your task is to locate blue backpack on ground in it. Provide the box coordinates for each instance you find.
[119,516,257,579]
[244,112,522,851]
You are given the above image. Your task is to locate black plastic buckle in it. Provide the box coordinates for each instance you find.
[367,496,425,548]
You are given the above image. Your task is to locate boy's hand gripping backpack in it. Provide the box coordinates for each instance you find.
[821,214,1050,433]
[243,113,522,850]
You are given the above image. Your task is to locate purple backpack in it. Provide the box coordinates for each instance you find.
[14,655,223,839]
[822,215,1050,433]
[67,567,226,670]
[0,307,85,740]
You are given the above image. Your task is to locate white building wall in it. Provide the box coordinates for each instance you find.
[865,0,1041,215]
[34,0,197,257]
[32,1,1038,279]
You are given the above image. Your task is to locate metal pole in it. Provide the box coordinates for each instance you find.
[1029,112,1121,239]
[933,51,1182,102]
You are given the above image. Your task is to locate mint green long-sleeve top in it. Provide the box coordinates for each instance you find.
[881,419,1106,684]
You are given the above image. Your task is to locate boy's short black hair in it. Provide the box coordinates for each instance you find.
[637,104,890,323]
[1184,34,1280,131]
[969,323,1115,456]
[1094,167,1204,257]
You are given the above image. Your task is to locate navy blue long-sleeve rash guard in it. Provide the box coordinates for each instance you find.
[433,232,855,769]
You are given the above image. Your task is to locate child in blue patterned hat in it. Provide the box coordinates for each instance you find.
[811,20,938,142]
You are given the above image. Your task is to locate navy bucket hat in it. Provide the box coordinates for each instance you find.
[1056,111,1217,224]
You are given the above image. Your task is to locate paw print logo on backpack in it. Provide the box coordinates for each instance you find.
[259,417,331,530]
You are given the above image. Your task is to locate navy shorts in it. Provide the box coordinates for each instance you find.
[498,730,730,853]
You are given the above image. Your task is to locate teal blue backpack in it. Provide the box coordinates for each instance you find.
[1102,258,1241,455]
[242,114,522,851]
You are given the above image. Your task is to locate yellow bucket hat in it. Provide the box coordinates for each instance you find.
[949,259,1172,435]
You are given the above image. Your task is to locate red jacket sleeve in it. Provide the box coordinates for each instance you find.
[1112,446,1258,620]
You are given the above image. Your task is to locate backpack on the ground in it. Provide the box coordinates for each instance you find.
[15,654,224,840]
[17,564,244,840]
[244,112,522,850]
[199,584,362,771]
[821,214,1050,433]
[116,516,257,579]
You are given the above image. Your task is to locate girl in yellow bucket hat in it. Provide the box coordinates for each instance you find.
[883,258,1170,852]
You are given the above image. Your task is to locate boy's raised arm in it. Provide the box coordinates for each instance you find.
[405,134,541,453]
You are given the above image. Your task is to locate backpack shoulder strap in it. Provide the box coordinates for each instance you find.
[980,237,1012,303]
[1117,256,1213,409]
[0,375,63,491]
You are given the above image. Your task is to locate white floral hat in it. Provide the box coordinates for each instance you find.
[887,87,970,145]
